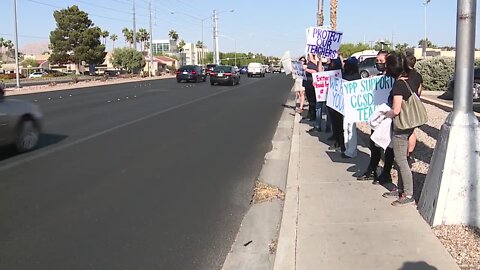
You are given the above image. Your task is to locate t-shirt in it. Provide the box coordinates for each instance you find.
[388,79,413,106]
[305,61,319,81]
[408,69,423,96]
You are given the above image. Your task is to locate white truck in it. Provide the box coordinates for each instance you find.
[247,62,265,77]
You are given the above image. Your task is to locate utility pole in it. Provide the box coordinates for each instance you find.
[133,0,137,51]
[149,0,153,76]
[13,0,20,88]
[423,0,431,58]
[418,0,479,227]
[213,9,220,65]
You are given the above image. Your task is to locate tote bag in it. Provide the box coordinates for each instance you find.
[393,80,428,131]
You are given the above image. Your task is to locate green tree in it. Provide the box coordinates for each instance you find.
[177,39,185,53]
[49,5,107,69]
[137,28,149,52]
[195,41,204,49]
[339,42,371,58]
[111,47,146,73]
[21,58,39,68]
[418,38,437,48]
[101,30,109,45]
[110,34,118,49]
[394,43,410,53]
[122,28,134,47]
[168,30,178,41]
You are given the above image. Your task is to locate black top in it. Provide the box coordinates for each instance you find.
[388,79,413,106]
[343,73,361,81]
[305,61,319,81]
[408,69,423,96]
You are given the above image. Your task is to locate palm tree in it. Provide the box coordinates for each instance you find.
[3,40,14,60]
[110,34,118,49]
[101,30,110,45]
[0,37,4,54]
[330,0,338,30]
[122,28,133,47]
[168,30,178,42]
[317,0,324,26]
[178,39,185,53]
[195,41,203,49]
[138,28,149,52]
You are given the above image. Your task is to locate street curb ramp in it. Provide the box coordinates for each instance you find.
[221,90,296,270]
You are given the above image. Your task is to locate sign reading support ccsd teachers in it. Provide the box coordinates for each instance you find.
[305,27,343,59]
[313,70,340,102]
[343,75,395,123]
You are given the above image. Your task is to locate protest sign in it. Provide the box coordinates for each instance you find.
[325,70,344,114]
[305,27,343,59]
[291,61,306,80]
[312,70,339,102]
[343,75,395,123]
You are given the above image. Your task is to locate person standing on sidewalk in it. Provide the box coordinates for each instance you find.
[294,57,307,114]
[357,50,395,183]
[325,57,345,152]
[342,57,361,158]
[303,54,321,122]
[382,51,417,206]
[405,52,423,162]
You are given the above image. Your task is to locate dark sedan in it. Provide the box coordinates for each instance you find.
[440,66,480,100]
[176,65,206,83]
[210,65,240,86]
[238,66,248,74]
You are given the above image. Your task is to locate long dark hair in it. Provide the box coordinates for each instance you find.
[385,52,410,78]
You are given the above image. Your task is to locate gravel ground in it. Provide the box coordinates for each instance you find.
[357,103,480,270]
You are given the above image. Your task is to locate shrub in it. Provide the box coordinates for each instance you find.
[416,57,455,91]
[44,72,66,78]
[0,73,26,80]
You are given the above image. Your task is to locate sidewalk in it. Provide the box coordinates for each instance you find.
[274,113,460,270]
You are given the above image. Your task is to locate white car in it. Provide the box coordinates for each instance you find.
[247,62,265,78]
[29,72,45,78]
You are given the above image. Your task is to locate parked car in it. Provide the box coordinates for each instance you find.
[176,65,206,83]
[271,65,282,73]
[29,72,46,79]
[358,57,379,78]
[238,66,248,74]
[210,65,240,86]
[440,66,480,101]
[206,64,217,76]
[247,62,265,77]
[0,83,43,152]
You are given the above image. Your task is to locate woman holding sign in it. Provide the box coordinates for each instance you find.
[294,57,307,114]
[382,52,420,206]
[303,54,322,121]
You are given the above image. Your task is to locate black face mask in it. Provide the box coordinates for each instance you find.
[376,63,386,72]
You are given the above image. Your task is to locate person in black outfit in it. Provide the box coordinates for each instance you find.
[405,52,423,160]
[303,54,320,121]
[325,57,345,152]
[357,50,395,185]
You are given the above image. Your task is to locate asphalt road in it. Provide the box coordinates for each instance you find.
[0,74,293,269]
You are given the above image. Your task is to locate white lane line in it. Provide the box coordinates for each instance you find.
[0,85,242,172]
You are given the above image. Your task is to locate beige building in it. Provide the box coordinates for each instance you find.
[412,48,480,59]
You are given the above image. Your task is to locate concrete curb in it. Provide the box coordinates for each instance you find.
[421,95,480,118]
[221,90,296,270]
[272,112,300,270]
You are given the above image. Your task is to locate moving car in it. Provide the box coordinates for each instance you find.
[29,72,46,79]
[358,57,379,78]
[0,83,43,152]
[238,66,248,74]
[247,62,265,77]
[271,65,282,73]
[210,65,240,86]
[206,64,217,76]
[176,65,206,83]
[440,66,480,101]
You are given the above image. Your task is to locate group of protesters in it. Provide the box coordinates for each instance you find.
[292,50,424,206]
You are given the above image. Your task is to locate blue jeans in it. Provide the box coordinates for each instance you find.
[315,102,325,130]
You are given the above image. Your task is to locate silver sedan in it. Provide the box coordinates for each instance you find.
[0,83,43,152]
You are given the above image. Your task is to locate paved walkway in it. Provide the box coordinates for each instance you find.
[274,112,459,270]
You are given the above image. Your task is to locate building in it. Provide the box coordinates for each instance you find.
[412,48,480,60]
[151,39,179,55]
[182,42,209,66]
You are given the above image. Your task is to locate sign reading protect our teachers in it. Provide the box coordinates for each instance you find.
[313,70,339,102]
[305,27,343,59]
[343,75,395,123]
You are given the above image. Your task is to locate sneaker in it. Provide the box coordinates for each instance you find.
[328,145,340,151]
[372,174,392,185]
[382,189,400,198]
[356,170,377,181]
[391,195,415,206]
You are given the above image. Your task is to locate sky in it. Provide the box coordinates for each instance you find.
[0,0,478,58]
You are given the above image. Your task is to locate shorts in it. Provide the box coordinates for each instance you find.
[294,80,305,92]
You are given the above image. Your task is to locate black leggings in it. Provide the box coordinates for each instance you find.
[304,82,316,119]
[368,136,394,176]
[329,108,345,151]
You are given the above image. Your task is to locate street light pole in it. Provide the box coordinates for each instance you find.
[423,0,431,58]
[13,0,21,88]
[213,9,219,65]
[149,0,153,76]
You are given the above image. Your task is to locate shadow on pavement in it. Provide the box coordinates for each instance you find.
[0,133,67,161]
[398,261,438,270]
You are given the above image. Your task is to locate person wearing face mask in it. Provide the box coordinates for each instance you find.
[357,51,395,186]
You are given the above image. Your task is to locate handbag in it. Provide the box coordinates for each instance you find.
[393,80,428,131]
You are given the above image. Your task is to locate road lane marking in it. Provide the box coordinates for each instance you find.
[0,83,252,172]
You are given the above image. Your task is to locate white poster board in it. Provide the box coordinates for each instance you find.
[325,70,344,114]
[305,27,343,59]
[312,70,340,102]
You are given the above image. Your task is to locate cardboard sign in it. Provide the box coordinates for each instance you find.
[291,61,306,80]
[325,70,344,114]
[312,70,340,102]
[343,75,395,123]
[305,27,343,59]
